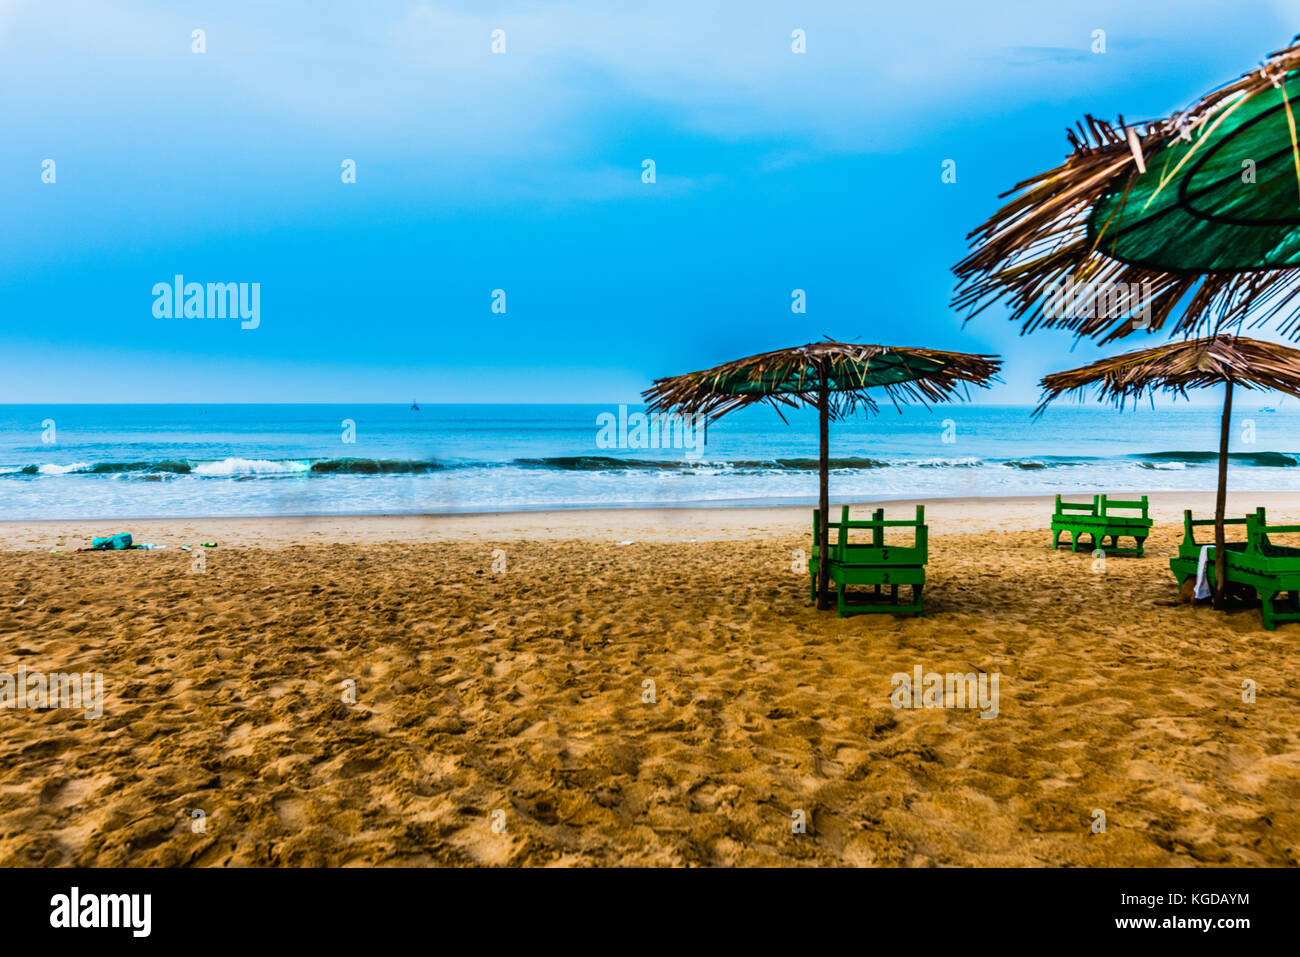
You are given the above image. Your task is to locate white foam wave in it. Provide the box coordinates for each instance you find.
[191,458,310,477]
[904,457,983,468]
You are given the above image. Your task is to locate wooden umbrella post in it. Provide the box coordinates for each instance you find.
[817,372,830,611]
[1213,378,1234,610]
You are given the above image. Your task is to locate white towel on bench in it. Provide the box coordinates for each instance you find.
[1195,544,1214,599]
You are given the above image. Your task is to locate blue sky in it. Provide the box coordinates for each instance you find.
[1,0,1296,403]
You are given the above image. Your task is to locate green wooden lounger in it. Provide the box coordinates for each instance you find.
[1051,494,1152,556]
[1169,507,1300,630]
[809,505,927,618]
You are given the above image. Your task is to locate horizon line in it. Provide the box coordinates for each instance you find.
[0,399,1242,407]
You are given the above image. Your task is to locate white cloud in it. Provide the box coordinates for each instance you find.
[0,0,1289,207]
[4,1,1275,147]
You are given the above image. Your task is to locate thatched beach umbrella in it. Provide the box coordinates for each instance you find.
[643,341,1001,610]
[954,37,1300,343]
[1037,335,1300,608]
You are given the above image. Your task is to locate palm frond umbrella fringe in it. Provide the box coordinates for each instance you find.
[643,341,1001,610]
[953,36,1300,344]
[1036,335,1300,608]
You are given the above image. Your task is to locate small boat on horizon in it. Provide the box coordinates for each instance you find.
[410,400,420,411]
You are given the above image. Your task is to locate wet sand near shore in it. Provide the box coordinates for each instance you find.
[5,489,1300,548]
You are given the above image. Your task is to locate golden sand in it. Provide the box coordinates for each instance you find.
[1,493,1297,866]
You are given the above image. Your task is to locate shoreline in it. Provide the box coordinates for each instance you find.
[6,489,1300,548]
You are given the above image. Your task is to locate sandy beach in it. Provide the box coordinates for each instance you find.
[2,492,1298,867]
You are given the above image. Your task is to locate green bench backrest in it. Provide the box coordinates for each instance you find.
[1054,494,1150,519]
[1179,508,1255,548]
[1247,507,1300,549]
[1098,494,1149,519]
[812,505,927,564]
[1054,494,1099,515]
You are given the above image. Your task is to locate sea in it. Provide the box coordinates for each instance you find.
[0,403,1295,520]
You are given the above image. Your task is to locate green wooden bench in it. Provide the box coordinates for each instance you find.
[808,505,927,618]
[1169,507,1300,630]
[1051,494,1152,556]
[1168,510,1250,602]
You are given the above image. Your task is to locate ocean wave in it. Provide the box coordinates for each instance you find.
[910,457,983,468]
[1132,450,1299,467]
[512,455,897,471]
[191,458,311,476]
[5,449,1300,480]
[0,457,451,477]
[1001,458,1093,469]
[510,456,688,471]
[741,457,891,470]
[0,457,309,478]
[37,462,93,475]
[88,460,192,474]
[307,458,447,474]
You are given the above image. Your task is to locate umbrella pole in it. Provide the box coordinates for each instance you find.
[817,380,830,611]
[1213,379,1234,610]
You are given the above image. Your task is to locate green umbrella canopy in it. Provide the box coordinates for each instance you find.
[953,36,1300,343]
[1035,334,1300,411]
[644,340,1001,612]
[642,340,1002,421]
[1089,73,1300,272]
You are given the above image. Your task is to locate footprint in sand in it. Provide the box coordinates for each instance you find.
[271,795,310,830]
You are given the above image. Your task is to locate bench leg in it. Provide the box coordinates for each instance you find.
[1070,531,1078,553]
[1135,537,1146,558]
[1261,591,1279,631]
[837,582,847,619]
[913,584,924,616]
